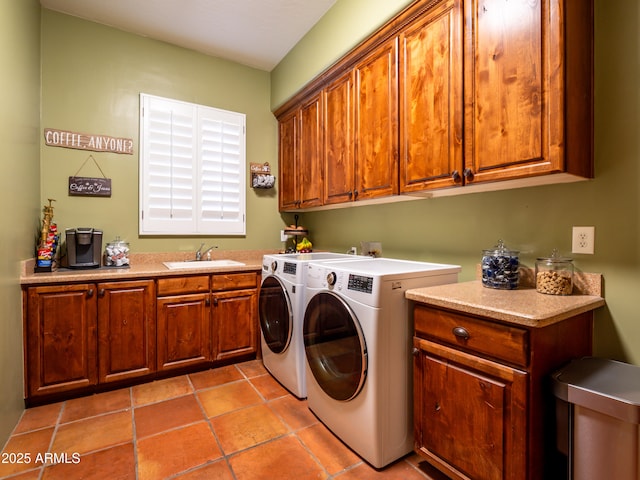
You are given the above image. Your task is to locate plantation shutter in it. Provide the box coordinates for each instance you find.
[140,94,246,235]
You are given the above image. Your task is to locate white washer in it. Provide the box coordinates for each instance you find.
[259,252,365,398]
[302,258,461,468]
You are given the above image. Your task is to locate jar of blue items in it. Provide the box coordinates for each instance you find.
[481,240,520,289]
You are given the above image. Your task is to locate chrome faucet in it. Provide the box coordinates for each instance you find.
[195,243,218,261]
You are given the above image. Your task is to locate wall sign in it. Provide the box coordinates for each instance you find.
[44,128,134,155]
[68,177,112,197]
[68,155,112,197]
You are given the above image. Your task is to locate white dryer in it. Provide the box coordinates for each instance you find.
[259,252,363,398]
[302,258,461,468]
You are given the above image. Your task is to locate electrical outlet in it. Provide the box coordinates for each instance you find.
[280,230,289,242]
[572,226,595,254]
[349,246,357,255]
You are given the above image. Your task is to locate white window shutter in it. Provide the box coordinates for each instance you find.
[198,108,246,235]
[140,94,246,236]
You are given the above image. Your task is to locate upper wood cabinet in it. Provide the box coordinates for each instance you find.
[274,0,593,210]
[324,71,355,205]
[462,0,593,185]
[354,37,399,201]
[399,0,463,193]
[278,93,324,210]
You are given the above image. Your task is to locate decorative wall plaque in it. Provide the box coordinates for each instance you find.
[45,128,133,155]
[68,155,112,197]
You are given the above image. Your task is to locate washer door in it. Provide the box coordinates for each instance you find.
[303,291,367,401]
[259,276,293,354]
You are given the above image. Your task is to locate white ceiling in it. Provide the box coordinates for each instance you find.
[39,0,337,71]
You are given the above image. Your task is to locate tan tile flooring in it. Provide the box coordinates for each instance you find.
[0,360,449,480]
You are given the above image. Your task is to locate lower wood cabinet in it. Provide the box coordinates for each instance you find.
[412,304,593,480]
[156,292,211,371]
[25,280,155,400]
[23,270,259,404]
[97,280,156,384]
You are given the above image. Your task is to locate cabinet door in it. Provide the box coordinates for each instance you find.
[278,109,299,210]
[157,293,211,371]
[414,337,527,480]
[324,71,355,205]
[26,284,97,398]
[299,93,324,208]
[97,280,156,383]
[464,0,563,184]
[354,37,399,200]
[399,0,463,193]
[212,288,257,362]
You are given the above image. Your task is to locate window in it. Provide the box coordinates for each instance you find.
[139,93,246,235]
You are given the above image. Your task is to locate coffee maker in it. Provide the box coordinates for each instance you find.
[65,227,103,269]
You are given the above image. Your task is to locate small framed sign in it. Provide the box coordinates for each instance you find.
[68,176,112,197]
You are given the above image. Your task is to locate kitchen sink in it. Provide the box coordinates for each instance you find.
[163,260,245,270]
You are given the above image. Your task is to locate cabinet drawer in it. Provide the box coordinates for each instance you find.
[212,272,257,291]
[414,305,529,367]
[157,275,210,296]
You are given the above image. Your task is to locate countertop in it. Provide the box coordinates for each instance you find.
[405,272,605,328]
[20,250,277,285]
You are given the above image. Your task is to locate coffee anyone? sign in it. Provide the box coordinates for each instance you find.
[44,128,133,155]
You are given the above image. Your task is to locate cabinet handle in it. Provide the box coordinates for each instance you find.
[452,170,461,183]
[412,347,420,356]
[354,190,359,199]
[463,168,474,181]
[98,288,106,298]
[205,298,210,306]
[213,297,219,306]
[452,326,470,340]
[87,288,94,298]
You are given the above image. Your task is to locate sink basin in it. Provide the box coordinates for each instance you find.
[163,260,245,270]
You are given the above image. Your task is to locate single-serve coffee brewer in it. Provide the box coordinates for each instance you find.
[65,227,103,269]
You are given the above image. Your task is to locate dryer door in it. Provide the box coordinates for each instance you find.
[303,291,367,401]
[259,276,293,354]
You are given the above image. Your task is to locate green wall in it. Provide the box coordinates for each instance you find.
[273,0,640,364]
[41,10,283,254]
[0,0,41,445]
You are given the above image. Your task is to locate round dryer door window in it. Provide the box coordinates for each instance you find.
[259,276,293,354]
[303,291,367,401]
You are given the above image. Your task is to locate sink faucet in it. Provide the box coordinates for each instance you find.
[195,243,218,261]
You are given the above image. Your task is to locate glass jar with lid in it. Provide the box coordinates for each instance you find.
[105,236,130,267]
[536,250,573,295]
[481,240,520,289]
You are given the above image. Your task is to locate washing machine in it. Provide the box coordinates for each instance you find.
[302,258,461,468]
[259,252,364,398]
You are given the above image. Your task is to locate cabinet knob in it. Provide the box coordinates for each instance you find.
[412,347,420,356]
[205,298,210,306]
[98,288,106,298]
[213,297,219,306]
[452,170,461,183]
[353,190,359,199]
[87,288,94,298]
[463,168,474,181]
[452,326,470,340]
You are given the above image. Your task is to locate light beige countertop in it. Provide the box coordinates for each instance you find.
[405,272,605,328]
[20,250,278,285]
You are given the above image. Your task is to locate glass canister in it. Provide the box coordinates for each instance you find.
[536,250,573,295]
[105,236,130,267]
[481,240,520,289]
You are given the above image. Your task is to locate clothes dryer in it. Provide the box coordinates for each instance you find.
[259,252,364,398]
[302,258,461,467]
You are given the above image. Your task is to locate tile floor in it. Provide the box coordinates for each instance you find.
[0,360,449,480]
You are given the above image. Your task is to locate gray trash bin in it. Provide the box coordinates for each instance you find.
[552,357,640,480]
